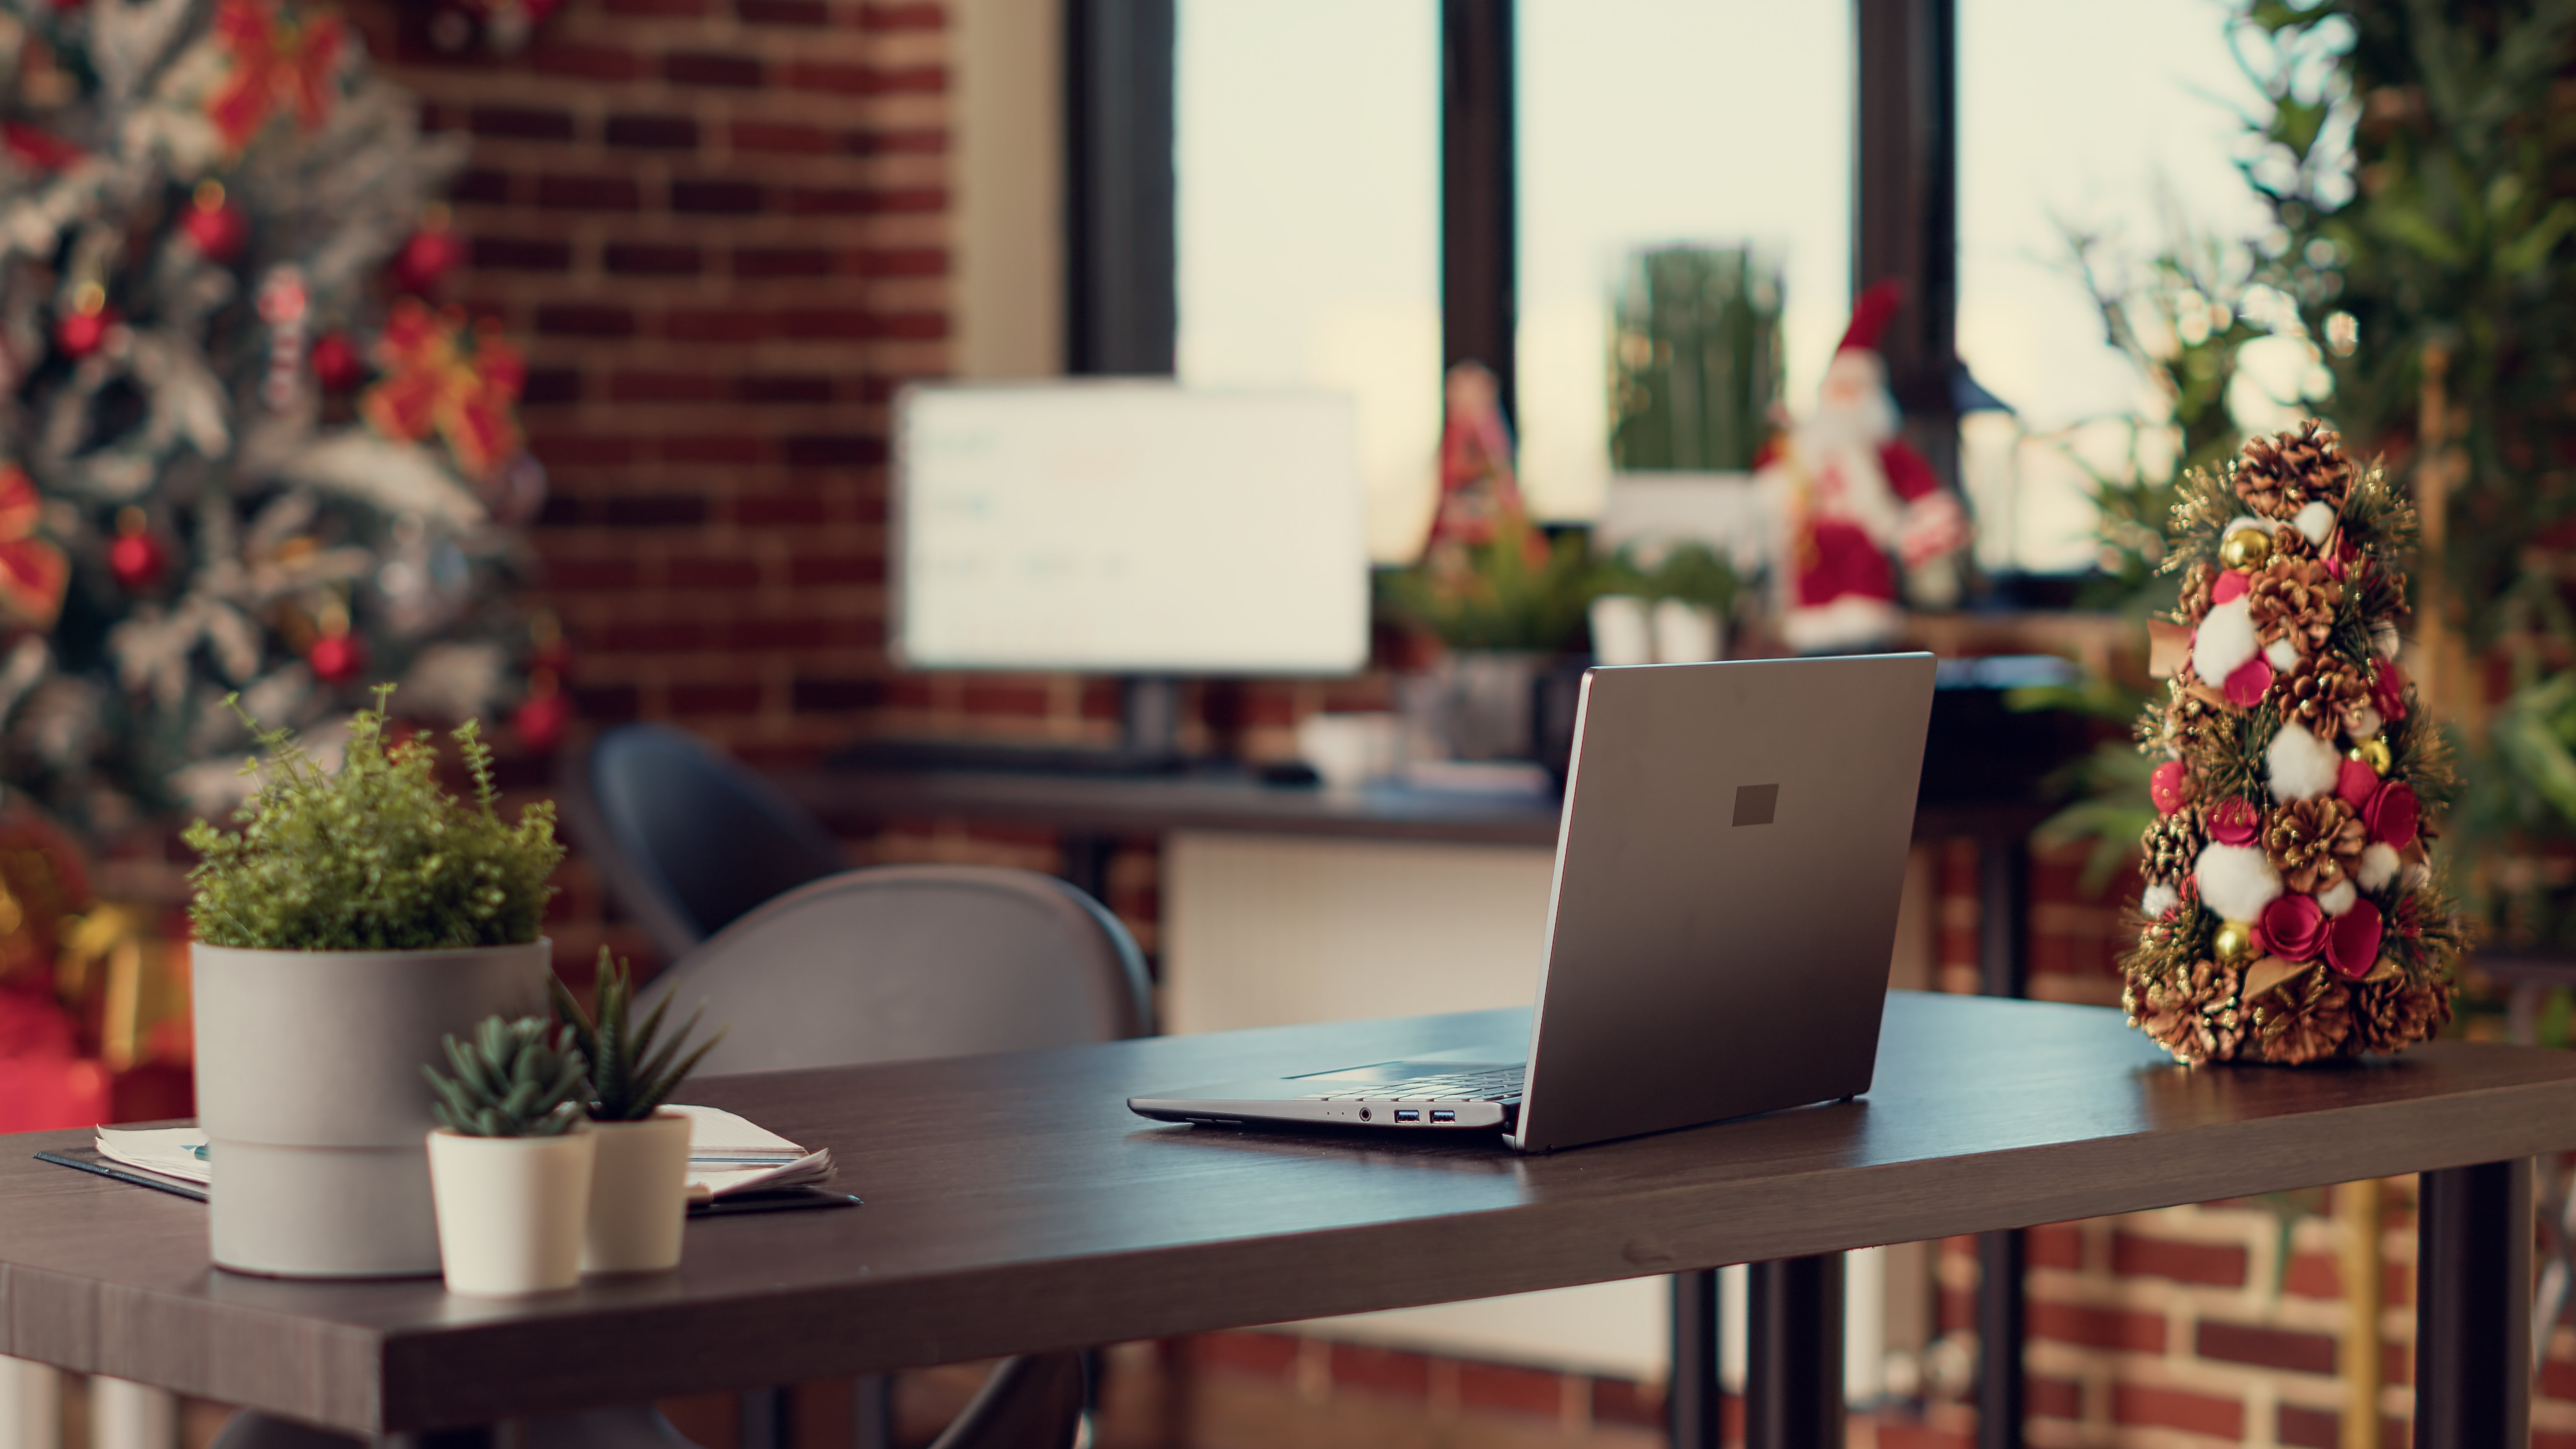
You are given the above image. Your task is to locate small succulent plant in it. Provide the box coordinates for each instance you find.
[424,1015,588,1137]
[552,948,723,1122]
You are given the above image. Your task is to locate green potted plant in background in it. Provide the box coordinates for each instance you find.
[186,688,564,1278]
[554,950,722,1274]
[423,1015,593,1296]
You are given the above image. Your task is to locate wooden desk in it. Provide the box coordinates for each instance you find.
[7,994,2551,1447]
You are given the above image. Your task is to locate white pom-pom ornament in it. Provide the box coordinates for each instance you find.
[2140,882,2180,918]
[2356,843,2401,892]
[2264,639,2299,673]
[2317,880,2357,917]
[2349,706,2383,740]
[2196,842,2283,923]
[2194,598,2259,687]
[2372,621,2401,660]
[2266,720,2343,802]
[2294,499,2337,546]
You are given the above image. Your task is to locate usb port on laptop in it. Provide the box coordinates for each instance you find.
[1429,1110,1456,1123]
[1393,1109,1420,1122]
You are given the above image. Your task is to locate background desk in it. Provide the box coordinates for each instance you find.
[0,995,2560,1448]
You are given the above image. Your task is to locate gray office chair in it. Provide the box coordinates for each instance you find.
[639,864,1154,1070]
[599,865,1150,1449]
[559,723,848,961]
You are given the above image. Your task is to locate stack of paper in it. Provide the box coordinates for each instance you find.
[96,1104,835,1203]
[660,1104,837,1201]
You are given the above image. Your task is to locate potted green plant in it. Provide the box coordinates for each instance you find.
[553,950,722,1273]
[422,1015,594,1296]
[185,688,565,1278]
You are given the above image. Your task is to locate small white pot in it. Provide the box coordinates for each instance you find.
[582,1111,693,1273]
[427,1127,596,1297]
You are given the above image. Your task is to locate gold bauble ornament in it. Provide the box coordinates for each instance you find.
[2218,526,2274,571]
[2347,736,2392,775]
[2213,919,2258,963]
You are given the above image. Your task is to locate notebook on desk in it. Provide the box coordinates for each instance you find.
[1127,653,1938,1153]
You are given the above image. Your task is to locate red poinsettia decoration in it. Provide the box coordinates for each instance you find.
[208,0,345,151]
[358,300,525,481]
[0,466,68,629]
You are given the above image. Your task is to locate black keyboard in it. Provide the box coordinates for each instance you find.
[1296,1067,1525,1103]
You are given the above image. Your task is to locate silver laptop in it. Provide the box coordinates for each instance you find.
[1127,652,1937,1152]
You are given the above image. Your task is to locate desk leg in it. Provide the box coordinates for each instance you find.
[1977,1230,2025,1449]
[737,1388,792,1449]
[1669,1270,1721,1449]
[2416,1158,2532,1449]
[1059,832,1112,904]
[1745,1255,1841,1449]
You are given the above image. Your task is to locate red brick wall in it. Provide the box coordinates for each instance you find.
[345,0,950,774]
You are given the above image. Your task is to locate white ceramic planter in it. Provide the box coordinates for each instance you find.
[192,940,551,1278]
[582,1111,693,1273]
[427,1127,595,1296]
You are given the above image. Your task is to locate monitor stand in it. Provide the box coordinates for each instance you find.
[828,678,1194,776]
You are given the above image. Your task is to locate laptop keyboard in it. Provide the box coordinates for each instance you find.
[1295,1067,1525,1103]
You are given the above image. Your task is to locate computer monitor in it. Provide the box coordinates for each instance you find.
[894,382,1371,677]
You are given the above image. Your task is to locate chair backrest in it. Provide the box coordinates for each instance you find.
[564,724,846,960]
[640,864,1155,1074]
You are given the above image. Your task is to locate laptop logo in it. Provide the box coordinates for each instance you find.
[1733,784,1779,827]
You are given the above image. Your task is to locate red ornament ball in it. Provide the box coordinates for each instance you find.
[182,184,249,263]
[514,688,573,753]
[108,519,166,592]
[310,331,365,392]
[55,304,113,359]
[307,631,366,684]
[390,226,464,293]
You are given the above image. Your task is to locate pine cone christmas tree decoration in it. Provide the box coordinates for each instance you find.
[2276,653,2370,735]
[2262,796,2366,893]
[2140,807,2205,886]
[2117,421,2462,1065]
[2235,420,2356,519]
[2250,971,2352,1065]
[2246,557,2342,653]
[2128,958,2244,1066]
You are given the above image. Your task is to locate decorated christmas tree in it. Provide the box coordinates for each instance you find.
[2124,422,2468,1065]
[0,0,547,847]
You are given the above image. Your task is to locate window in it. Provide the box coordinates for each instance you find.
[1516,0,1854,520]
[1955,0,2279,574]
[1174,0,1443,563]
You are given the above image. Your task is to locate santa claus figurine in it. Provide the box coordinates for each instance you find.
[1755,282,1970,653]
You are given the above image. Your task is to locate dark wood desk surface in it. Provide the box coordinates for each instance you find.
[7,993,2571,1436]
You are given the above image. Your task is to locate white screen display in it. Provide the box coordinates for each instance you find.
[896,384,1371,675]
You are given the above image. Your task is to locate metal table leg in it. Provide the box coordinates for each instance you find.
[1746,1255,1841,1449]
[1978,1229,2025,1449]
[1669,1269,1722,1449]
[2416,1158,2532,1449]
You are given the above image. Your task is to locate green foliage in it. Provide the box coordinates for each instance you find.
[552,948,723,1122]
[1599,542,1740,618]
[1376,518,1608,652]
[423,1015,587,1138]
[1608,246,1784,473]
[182,686,565,950]
[2240,0,2576,646]
[2010,672,2161,893]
